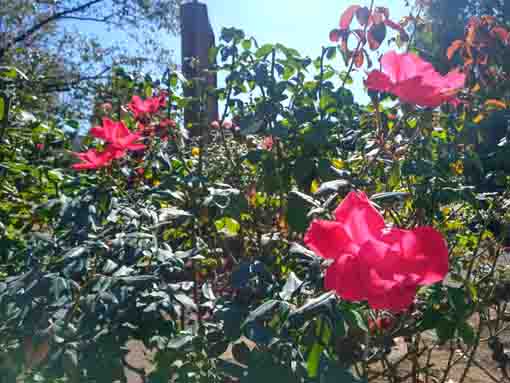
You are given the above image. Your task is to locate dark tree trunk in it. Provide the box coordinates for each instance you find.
[181,1,218,137]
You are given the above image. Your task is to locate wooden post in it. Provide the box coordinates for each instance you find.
[181,0,218,136]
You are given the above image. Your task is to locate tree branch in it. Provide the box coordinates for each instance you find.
[36,66,112,93]
[60,14,117,25]
[0,0,105,60]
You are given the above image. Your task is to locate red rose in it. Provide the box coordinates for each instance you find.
[304,191,449,312]
[71,148,114,170]
[90,118,146,158]
[128,93,166,119]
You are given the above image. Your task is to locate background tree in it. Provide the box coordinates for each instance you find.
[414,0,508,72]
[0,0,181,122]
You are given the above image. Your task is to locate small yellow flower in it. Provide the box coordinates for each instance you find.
[450,160,464,175]
[310,179,320,194]
[153,180,161,187]
[441,206,451,216]
[191,147,200,157]
[473,113,485,124]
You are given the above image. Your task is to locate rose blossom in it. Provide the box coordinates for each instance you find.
[365,51,465,108]
[304,191,448,312]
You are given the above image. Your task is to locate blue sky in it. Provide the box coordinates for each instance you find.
[165,0,413,103]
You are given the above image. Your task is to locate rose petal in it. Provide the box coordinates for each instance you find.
[325,255,366,301]
[333,192,385,245]
[304,220,358,260]
[365,70,394,93]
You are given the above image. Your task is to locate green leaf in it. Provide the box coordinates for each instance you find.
[325,47,337,60]
[319,94,335,110]
[370,191,410,202]
[307,341,322,378]
[287,192,311,233]
[145,85,153,98]
[344,309,368,332]
[315,179,350,195]
[167,334,194,350]
[256,44,274,58]
[289,190,320,208]
[47,169,64,182]
[242,39,252,50]
[307,318,332,378]
[243,300,289,326]
[215,217,241,237]
[458,322,476,345]
[0,97,4,121]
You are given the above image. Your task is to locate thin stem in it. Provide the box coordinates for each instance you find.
[407,6,423,53]
[339,0,375,91]
[318,46,327,122]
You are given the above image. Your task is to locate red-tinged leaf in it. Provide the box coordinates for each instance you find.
[491,26,510,44]
[485,99,507,110]
[466,24,478,46]
[384,19,405,34]
[355,6,370,26]
[400,16,414,28]
[339,5,361,30]
[375,7,389,19]
[370,11,384,25]
[481,15,497,26]
[353,50,364,68]
[330,29,341,42]
[367,23,386,50]
[447,40,464,60]
[477,54,488,65]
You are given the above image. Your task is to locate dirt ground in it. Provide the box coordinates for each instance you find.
[123,325,507,383]
[121,308,510,383]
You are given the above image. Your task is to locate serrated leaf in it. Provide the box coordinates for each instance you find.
[167,334,194,350]
[202,283,216,301]
[289,190,320,207]
[315,179,350,195]
[243,300,288,326]
[370,191,410,202]
[159,207,192,221]
[291,291,336,317]
[174,293,197,311]
[280,272,303,301]
[214,217,240,237]
[63,246,87,259]
[256,44,274,58]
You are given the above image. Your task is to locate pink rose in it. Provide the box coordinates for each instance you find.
[304,191,449,312]
[365,51,465,108]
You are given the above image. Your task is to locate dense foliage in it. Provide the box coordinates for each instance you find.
[2,1,510,382]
